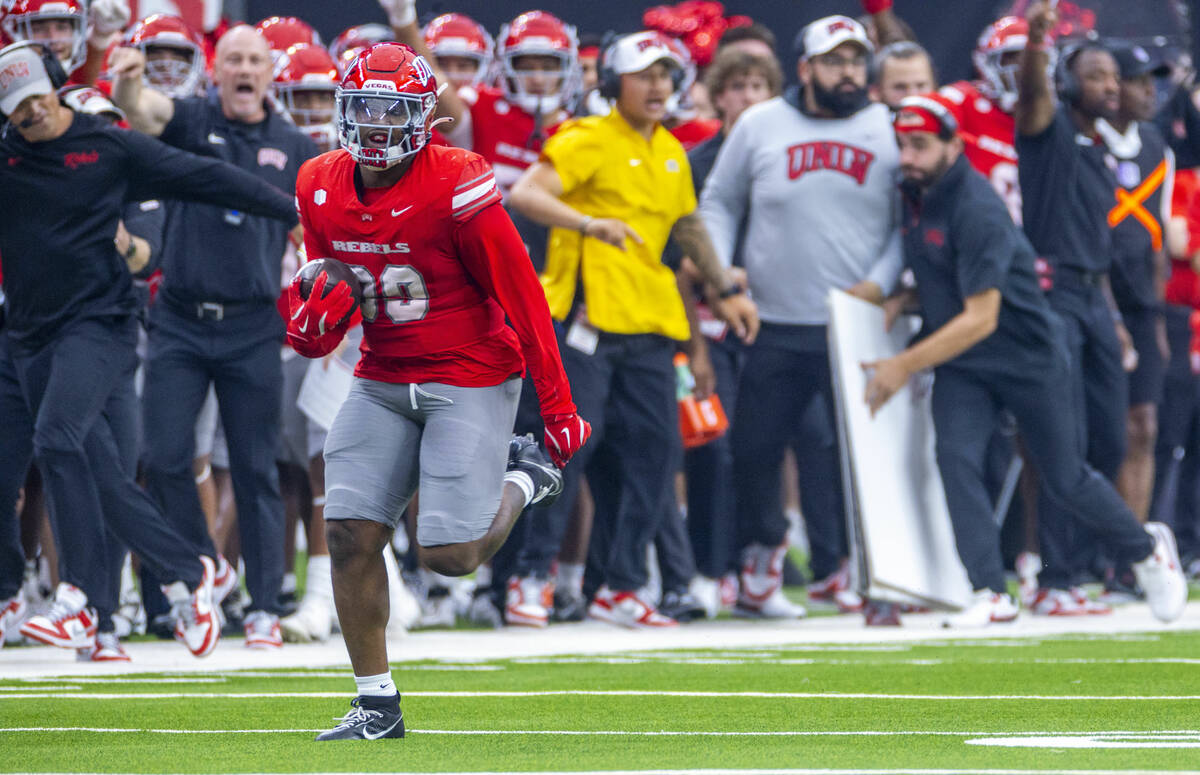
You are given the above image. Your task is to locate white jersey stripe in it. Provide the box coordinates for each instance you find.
[452,177,497,211]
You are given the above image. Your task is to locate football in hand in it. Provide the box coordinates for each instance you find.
[295,258,362,326]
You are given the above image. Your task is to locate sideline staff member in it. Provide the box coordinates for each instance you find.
[863,94,1187,625]
[509,31,758,629]
[111,26,318,648]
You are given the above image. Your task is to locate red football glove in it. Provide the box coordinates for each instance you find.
[286,271,354,358]
[543,412,591,468]
[861,0,892,12]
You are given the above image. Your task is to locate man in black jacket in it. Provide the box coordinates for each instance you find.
[862,93,1187,626]
[0,41,298,657]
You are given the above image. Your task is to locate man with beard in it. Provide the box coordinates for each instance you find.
[699,15,901,617]
[861,94,1187,626]
[1015,1,1137,615]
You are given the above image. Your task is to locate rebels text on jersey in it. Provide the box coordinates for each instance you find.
[939,81,1022,224]
[454,85,563,196]
[294,144,574,414]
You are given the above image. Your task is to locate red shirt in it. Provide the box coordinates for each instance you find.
[669,117,721,151]
[939,81,1022,224]
[456,86,563,196]
[294,144,575,416]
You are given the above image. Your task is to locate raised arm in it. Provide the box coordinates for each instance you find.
[1015,0,1058,137]
[377,0,467,131]
[108,46,175,136]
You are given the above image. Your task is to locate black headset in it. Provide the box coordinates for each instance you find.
[597,32,687,101]
[897,95,959,140]
[0,41,67,123]
[1054,41,1110,106]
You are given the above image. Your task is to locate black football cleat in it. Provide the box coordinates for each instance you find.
[315,696,405,741]
[507,434,563,508]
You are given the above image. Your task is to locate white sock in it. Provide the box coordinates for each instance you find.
[162,582,190,606]
[556,562,584,595]
[504,470,535,508]
[355,672,397,698]
[306,554,333,602]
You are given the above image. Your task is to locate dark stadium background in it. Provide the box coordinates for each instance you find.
[243,0,1195,84]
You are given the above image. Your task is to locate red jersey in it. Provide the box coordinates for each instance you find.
[939,81,1022,224]
[294,144,575,415]
[454,85,564,196]
[669,117,721,151]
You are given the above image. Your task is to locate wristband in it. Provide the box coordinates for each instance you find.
[578,215,593,235]
[718,282,744,299]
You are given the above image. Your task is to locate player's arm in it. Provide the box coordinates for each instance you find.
[670,211,759,344]
[377,0,467,131]
[1015,0,1057,137]
[286,183,355,358]
[108,46,175,136]
[455,201,590,466]
[122,132,298,225]
[863,289,1000,416]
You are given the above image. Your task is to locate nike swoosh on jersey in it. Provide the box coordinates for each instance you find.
[391,206,413,217]
[362,716,402,740]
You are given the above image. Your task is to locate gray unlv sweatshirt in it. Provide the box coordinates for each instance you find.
[699,95,903,326]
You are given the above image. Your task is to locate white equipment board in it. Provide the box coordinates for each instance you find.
[827,290,972,611]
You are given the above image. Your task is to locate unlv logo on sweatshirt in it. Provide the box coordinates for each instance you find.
[786,141,875,185]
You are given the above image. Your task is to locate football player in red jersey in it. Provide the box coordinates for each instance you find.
[938,16,1034,224]
[122,14,207,99]
[3,0,128,86]
[289,43,589,741]
[423,12,493,92]
[254,15,320,66]
[274,43,339,151]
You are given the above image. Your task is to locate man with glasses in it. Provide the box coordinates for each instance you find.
[699,15,902,617]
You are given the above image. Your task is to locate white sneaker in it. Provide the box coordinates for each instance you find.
[212,554,238,605]
[733,587,806,619]
[280,594,334,643]
[505,575,552,628]
[688,576,721,620]
[943,590,1019,628]
[19,582,97,649]
[0,593,29,648]
[1015,551,1041,607]
[1132,522,1188,623]
[243,610,282,649]
[587,586,677,628]
[166,555,220,657]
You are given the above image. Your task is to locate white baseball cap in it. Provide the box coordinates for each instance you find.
[605,31,684,76]
[0,42,56,115]
[798,15,874,61]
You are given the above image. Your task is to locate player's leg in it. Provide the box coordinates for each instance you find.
[318,378,421,740]
[0,338,33,643]
[415,377,545,577]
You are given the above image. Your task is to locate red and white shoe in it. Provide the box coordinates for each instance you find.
[1133,522,1188,623]
[505,575,552,628]
[1015,552,1041,607]
[168,556,220,657]
[77,631,131,662]
[1030,587,1090,616]
[587,586,677,628]
[19,583,97,649]
[943,590,1019,628]
[212,554,238,605]
[1068,586,1112,615]
[733,588,807,619]
[807,558,863,613]
[0,594,28,648]
[243,610,282,649]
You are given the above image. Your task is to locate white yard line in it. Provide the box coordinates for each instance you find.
[5,769,1200,775]
[0,601,1196,679]
[1,690,1198,701]
[2,726,1198,737]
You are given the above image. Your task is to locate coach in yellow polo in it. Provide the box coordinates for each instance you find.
[509,31,757,626]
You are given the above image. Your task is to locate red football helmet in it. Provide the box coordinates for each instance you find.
[3,0,87,74]
[275,43,340,151]
[124,14,206,98]
[495,10,580,115]
[328,23,391,70]
[255,16,321,63]
[337,42,439,169]
[423,13,493,89]
[973,16,1032,111]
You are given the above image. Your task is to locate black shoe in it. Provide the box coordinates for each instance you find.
[315,696,405,741]
[551,588,588,622]
[507,434,563,508]
[658,590,706,623]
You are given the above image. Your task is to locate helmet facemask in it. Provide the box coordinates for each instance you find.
[337,89,436,169]
[142,43,205,98]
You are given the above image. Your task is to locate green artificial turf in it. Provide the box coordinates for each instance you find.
[2,630,1199,772]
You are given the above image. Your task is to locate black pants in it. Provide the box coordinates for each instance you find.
[732,331,845,580]
[932,354,1151,594]
[683,337,743,579]
[0,335,33,602]
[518,330,676,593]
[142,301,286,614]
[1037,283,1128,589]
[1152,305,1200,557]
[6,317,205,609]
